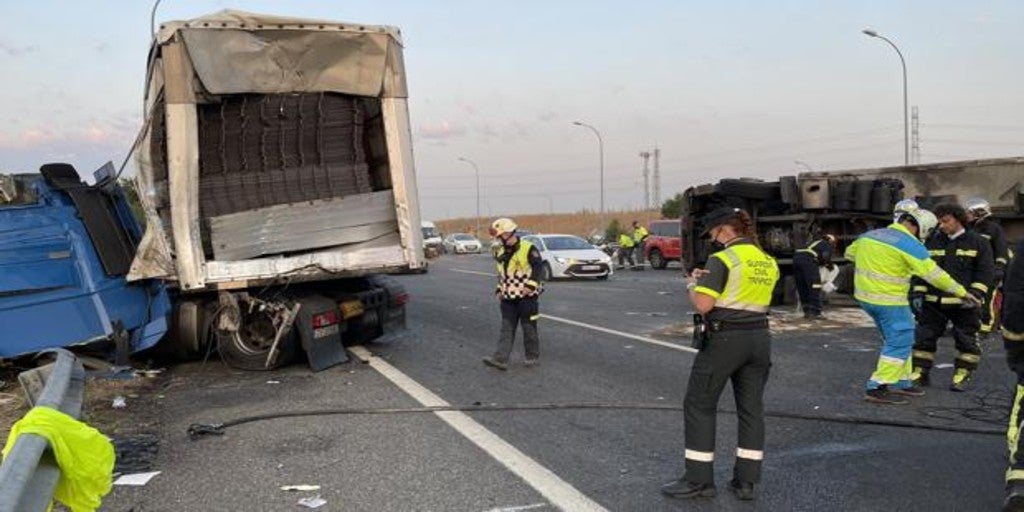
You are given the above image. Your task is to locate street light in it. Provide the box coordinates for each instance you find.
[862,28,909,166]
[457,157,481,236]
[572,121,605,214]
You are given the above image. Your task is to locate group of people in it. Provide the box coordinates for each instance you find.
[616,220,650,270]
[478,202,1022,508]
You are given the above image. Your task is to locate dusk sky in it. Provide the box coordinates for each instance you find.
[2,1,1022,220]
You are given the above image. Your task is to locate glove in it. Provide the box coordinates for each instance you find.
[910,294,924,316]
[961,291,983,309]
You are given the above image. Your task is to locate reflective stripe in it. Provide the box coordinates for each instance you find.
[693,286,721,299]
[928,249,946,257]
[924,295,940,302]
[939,297,964,305]
[529,314,540,321]
[912,285,928,293]
[855,268,907,285]
[685,449,714,462]
[1008,469,1024,482]
[526,280,539,288]
[998,257,1010,265]
[956,352,981,363]
[1008,385,1024,481]
[855,290,908,304]
[971,282,989,294]
[955,249,978,257]
[879,355,904,365]
[736,448,763,460]
[715,302,770,313]
[1005,329,1024,341]
[811,284,822,289]
[912,350,934,361]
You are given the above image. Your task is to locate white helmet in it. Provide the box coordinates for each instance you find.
[489,217,517,237]
[893,198,919,222]
[902,208,938,241]
[964,198,992,220]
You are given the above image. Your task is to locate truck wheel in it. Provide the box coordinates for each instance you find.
[649,249,668,269]
[216,308,297,371]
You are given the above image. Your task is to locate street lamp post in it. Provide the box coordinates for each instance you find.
[572,121,605,214]
[862,29,909,166]
[458,157,481,236]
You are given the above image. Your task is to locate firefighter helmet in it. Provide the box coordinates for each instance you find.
[489,217,517,237]
[902,208,938,241]
[893,198,919,222]
[964,198,992,220]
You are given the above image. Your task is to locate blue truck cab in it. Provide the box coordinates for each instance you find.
[0,163,170,359]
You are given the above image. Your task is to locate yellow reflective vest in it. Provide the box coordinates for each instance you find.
[845,223,967,306]
[495,240,540,299]
[694,242,779,313]
[618,233,635,249]
[633,226,649,244]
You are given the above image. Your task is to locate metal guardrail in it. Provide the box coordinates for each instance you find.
[0,349,86,512]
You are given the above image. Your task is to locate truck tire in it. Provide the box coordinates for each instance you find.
[649,249,668,269]
[161,300,206,360]
[216,308,298,371]
[715,179,782,201]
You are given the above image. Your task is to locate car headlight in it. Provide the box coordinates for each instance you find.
[554,256,569,264]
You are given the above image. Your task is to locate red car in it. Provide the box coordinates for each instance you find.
[644,219,682,269]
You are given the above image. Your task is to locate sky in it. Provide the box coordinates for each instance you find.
[1,1,1022,220]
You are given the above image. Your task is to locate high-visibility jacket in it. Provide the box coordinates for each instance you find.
[618,233,635,249]
[1004,240,1024,341]
[695,242,779,314]
[796,237,833,266]
[845,223,967,306]
[633,226,650,245]
[910,229,994,305]
[495,240,542,299]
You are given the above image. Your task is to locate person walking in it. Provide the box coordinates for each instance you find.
[483,217,544,371]
[793,234,836,319]
[1000,239,1024,511]
[632,220,650,266]
[661,207,779,502]
[617,231,636,270]
[910,203,994,391]
[845,208,980,404]
[965,198,1012,337]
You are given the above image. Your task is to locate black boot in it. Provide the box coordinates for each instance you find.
[1004,482,1024,512]
[661,478,716,499]
[729,479,756,501]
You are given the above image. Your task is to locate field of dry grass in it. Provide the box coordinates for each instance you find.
[435,209,666,240]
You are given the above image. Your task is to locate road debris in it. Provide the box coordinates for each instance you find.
[112,396,127,409]
[113,471,161,486]
[267,380,282,384]
[281,485,321,492]
[297,496,328,508]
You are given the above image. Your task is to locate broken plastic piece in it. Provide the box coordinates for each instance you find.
[113,471,161,486]
[298,496,327,508]
[281,485,321,492]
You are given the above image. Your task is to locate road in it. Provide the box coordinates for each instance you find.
[103,254,1014,511]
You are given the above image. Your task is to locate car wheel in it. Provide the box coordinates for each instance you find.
[540,262,553,281]
[649,249,667,269]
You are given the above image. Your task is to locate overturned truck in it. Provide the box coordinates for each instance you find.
[132,11,424,369]
[682,157,1024,301]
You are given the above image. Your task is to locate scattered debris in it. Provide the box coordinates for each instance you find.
[297,496,327,509]
[112,396,127,409]
[281,485,321,492]
[624,345,634,349]
[135,369,164,378]
[113,471,161,486]
[266,380,281,384]
[657,291,674,296]
[935,363,954,370]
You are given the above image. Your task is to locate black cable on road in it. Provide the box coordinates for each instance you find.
[187,401,1005,440]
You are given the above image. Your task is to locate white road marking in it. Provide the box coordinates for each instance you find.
[541,314,698,354]
[349,346,607,512]
[483,503,549,512]
[451,268,493,277]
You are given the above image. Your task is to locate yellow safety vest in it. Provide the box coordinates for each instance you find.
[633,226,649,244]
[618,233,635,249]
[495,240,540,299]
[695,243,779,313]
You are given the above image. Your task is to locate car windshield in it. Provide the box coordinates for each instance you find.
[454,234,476,241]
[542,236,592,251]
[422,227,440,238]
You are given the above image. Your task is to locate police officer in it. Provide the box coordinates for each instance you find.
[617,231,636,269]
[632,220,650,266]
[910,203,993,391]
[1001,238,1024,511]
[965,198,1012,337]
[793,234,836,319]
[483,218,545,371]
[845,209,980,404]
[662,207,779,502]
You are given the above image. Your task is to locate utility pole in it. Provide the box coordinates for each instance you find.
[911,106,920,164]
[639,151,651,210]
[652,146,661,208]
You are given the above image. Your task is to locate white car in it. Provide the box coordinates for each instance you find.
[443,233,482,254]
[521,234,613,280]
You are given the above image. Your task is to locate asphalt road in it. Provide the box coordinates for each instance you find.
[102,254,1016,511]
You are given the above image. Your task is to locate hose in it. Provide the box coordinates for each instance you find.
[187,401,1005,441]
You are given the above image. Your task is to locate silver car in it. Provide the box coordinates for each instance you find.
[443,233,482,254]
[521,234,613,280]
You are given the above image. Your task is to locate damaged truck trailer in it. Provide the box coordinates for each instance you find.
[1,11,425,371]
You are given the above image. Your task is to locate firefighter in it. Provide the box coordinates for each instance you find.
[632,220,650,266]
[965,198,1012,337]
[793,234,836,319]
[845,208,980,404]
[893,198,920,222]
[617,231,636,269]
[909,203,994,391]
[1001,239,1024,511]
[482,218,545,371]
[661,207,779,502]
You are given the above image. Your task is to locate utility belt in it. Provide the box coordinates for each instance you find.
[692,315,769,350]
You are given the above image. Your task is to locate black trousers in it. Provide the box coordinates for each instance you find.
[792,254,822,315]
[617,247,635,267]
[492,297,540,363]
[912,302,982,371]
[683,328,771,484]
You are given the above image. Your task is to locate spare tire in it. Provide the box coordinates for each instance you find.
[715,179,782,201]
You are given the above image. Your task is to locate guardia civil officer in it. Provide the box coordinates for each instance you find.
[661,207,779,501]
[483,218,544,371]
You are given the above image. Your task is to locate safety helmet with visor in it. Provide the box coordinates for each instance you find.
[963,198,992,220]
[893,198,919,223]
[898,208,938,241]
[489,217,518,239]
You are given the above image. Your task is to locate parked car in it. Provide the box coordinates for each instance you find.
[443,233,482,254]
[644,219,682,269]
[521,234,613,280]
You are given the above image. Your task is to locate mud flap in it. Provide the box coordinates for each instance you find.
[294,295,349,371]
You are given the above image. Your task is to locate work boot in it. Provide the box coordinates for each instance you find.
[890,384,926,397]
[1004,482,1024,512]
[950,368,973,392]
[482,357,508,371]
[864,386,909,405]
[803,311,823,320]
[660,478,716,499]
[911,367,931,387]
[729,479,756,501]
[523,358,539,367]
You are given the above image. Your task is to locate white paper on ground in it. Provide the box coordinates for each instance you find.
[280,485,321,491]
[113,471,161,486]
[298,496,327,508]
